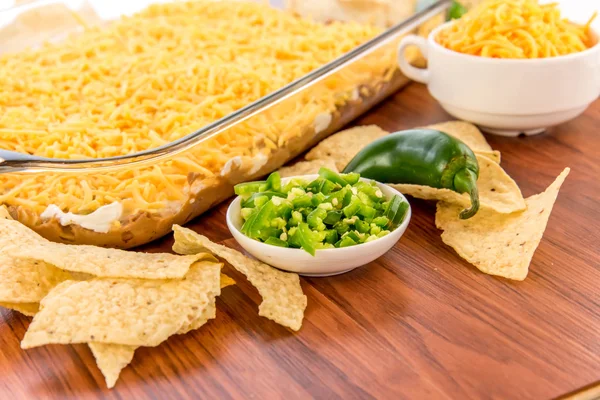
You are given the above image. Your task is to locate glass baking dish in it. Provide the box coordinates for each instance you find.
[0,0,449,247]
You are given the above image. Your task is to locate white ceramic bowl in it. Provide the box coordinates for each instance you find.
[397,21,600,136]
[226,175,411,277]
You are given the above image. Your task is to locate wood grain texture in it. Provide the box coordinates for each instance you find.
[1,84,599,399]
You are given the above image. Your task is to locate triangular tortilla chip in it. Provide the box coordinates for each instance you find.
[89,343,137,389]
[88,296,219,388]
[176,299,217,335]
[0,218,212,279]
[435,168,569,280]
[172,226,307,331]
[0,206,12,220]
[21,261,221,349]
[0,208,74,304]
[0,302,39,317]
[304,125,388,170]
[220,273,236,289]
[0,255,74,304]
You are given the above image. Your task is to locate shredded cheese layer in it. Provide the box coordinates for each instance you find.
[0,1,389,215]
[437,0,597,58]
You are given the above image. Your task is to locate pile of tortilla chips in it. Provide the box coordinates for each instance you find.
[0,209,307,388]
[285,121,569,280]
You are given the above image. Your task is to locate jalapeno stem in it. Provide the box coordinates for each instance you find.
[454,168,479,219]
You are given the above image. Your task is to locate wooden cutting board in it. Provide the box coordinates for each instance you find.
[1,83,599,399]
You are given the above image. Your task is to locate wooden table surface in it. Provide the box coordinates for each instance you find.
[1,83,599,399]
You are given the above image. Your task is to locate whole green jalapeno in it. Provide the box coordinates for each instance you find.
[343,129,480,219]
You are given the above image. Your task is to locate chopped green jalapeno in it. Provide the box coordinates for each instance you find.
[384,195,402,227]
[241,191,287,208]
[324,229,339,244]
[240,210,258,236]
[343,231,361,242]
[240,207,254,220]
[292,195,313,209]
[247,201,276,239]
[357,204,377,220]
[323,210,343,225]
[391,202,409,228]
[318,167,348,187]
[297,223,318,256]
[233,168,409,255]
[337,236,357,248]
[343,201,361,218]
[307,208,327,231]
[341,172,360,185]
[265,237,289,247]
[283,178,305,193]
[355,220,370,233]
[320,179,337,194]
[235,181,267,196]
[265,171,282,192]
[372,216,389,227]
[311,192,326,207]
[306,178,324,194]
[334,221,350,235]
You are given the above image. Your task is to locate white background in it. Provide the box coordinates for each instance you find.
[0,0,598,31]
[550,0,600,27]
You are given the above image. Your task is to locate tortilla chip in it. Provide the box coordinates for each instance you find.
[88,343,136,389]
[0,206,12,220]
[305,123,500,171]
[435,168,569,280]
[177,299,217,335]
[177,272,228,335]
[0,302,39,317]
[21,261,221,349]
[68,272,96,281]
[479,151,501,164]
[220,273,236,289]
[1,218,211,279]
[90,296,219,388]
[0,216,45,245]
[172,226,307,331]
[305,125,388,170]
[425,121,501,163]
[0,255,74,303]
[390,155,525,214]
[278,159,339,178]
[0,211,74,303]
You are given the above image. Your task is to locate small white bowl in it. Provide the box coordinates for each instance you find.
[397,22,600,136]
[226,175,411,277]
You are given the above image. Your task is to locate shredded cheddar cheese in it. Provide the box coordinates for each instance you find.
[0,1,394,215]
[437,0,597,58]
